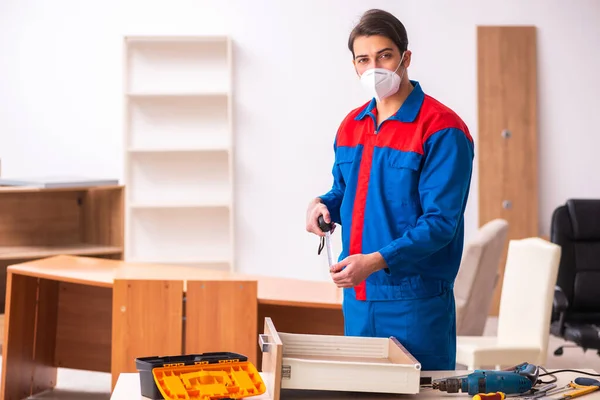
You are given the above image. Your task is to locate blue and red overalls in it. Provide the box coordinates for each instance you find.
[319,81,474,370]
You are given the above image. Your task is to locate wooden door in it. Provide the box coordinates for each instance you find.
[477,26,538,315]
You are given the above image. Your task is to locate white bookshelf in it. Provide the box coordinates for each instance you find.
[123,35,234,272]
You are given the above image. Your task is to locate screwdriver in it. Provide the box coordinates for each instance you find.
[317,215,334,268]
[473,392,505,400]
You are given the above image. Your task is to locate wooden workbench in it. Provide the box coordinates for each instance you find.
[110,370,600,399]
[1,255,344,400]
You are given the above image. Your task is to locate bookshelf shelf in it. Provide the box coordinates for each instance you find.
[125,37,230,94]
[127,207,232,265]
[123,35,234,272]
[126,93,229,151]
[127,145,230,153]
[129,202,229,209]
[126,92,228,98]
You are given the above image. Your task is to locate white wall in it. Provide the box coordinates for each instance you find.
[1,0,599,281]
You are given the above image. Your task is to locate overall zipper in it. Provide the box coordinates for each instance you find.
[369,113,386,135]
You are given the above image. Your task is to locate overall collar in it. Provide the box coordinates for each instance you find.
[355,80,425,123]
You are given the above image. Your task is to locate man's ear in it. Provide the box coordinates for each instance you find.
[403,50,412,68]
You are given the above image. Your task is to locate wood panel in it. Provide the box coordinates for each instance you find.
[186,280,258,364]
[82,187,124,251]
[30,278,59,396]
[477,26,538,315]
[111,279,183,389]
[0,191,83,246]
[257,304,344,337]
[0,260,10,312]
[259,317,283,400]
[54,282,112,372]
[1,273,38,400]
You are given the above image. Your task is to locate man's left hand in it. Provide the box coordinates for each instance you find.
[330,252,387,288]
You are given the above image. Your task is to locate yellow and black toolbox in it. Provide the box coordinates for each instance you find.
[135,352,267,400]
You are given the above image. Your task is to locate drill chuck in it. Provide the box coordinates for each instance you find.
[432,378,461,393]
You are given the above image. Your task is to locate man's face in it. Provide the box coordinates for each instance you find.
[352,35,410,76]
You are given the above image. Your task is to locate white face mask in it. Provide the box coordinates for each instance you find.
[359,52,406,101]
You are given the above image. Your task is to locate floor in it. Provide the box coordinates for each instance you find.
[0,317,598,399]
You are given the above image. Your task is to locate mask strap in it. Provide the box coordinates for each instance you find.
[394,52,406,73]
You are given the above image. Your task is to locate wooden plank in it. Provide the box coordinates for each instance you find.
[260,317,283,400]
[477,26,538,315]
[186,280,257,364]
[54,282,112,372]
[30,279,59,396]
[1,273,38,400]
[111,279,183,389]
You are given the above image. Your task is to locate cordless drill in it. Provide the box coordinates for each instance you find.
[432,363,539,395]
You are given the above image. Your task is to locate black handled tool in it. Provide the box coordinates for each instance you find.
[317,215,334,267]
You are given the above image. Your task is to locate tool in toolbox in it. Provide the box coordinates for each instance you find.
[432,362,539,395]
[317,215,334,267]
[135,352,266,400]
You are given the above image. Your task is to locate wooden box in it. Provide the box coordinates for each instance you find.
[259,317,421,400]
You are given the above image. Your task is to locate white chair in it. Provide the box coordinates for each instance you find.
[455,219,509,336]
[455,237,561,369]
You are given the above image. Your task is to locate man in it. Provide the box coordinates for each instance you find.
[305,9,474,371]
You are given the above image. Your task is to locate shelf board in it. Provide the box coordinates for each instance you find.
[125,35,229,43]
[128,258,231,265]
[128,146,229,153]
[0,244,123,261]
[126,91,228,98]
[129,202,230,209]
[0,185,123,193]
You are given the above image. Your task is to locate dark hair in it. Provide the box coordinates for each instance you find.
[348,9,409,58]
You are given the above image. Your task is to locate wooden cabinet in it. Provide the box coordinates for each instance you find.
[0,185,123,312]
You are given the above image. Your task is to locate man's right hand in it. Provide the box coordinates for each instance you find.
[306,198,335,237]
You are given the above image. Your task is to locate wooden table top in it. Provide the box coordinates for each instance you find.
[111,370,600,400]
[7,255,343,309]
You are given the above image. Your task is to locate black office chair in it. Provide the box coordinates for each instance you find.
[550,199,600,356]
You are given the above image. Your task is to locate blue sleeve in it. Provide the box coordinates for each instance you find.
[319,137,345,225]
[378,127,474,271]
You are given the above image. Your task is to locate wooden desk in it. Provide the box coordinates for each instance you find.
[1,255,344,400]
[110,370,600,399]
